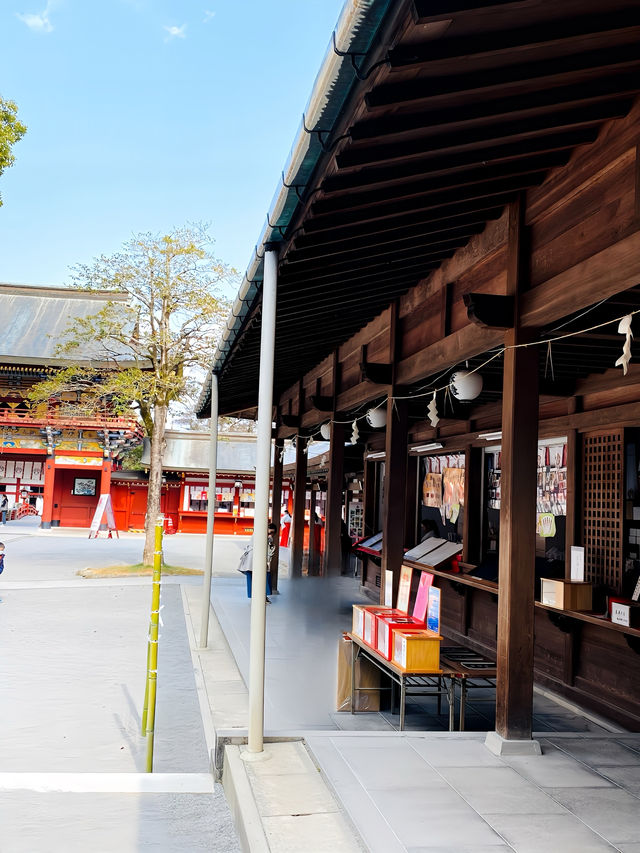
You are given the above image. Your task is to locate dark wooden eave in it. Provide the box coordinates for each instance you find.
[210,0,640,417]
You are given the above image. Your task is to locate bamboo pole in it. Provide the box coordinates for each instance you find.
[142,519,163,771]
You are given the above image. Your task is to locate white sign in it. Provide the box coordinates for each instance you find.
[384,570,393,606]
[570,546,585,582]
[88,493,118,539]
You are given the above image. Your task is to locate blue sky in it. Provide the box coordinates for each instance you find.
[0,0,346,295]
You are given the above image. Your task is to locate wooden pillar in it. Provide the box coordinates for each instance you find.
[324,422,346,574]
[41,454,55,529]
[363,459,376,536]
[404,454,419,547]
[462,446,483,564]
[495,196,539,742]
[496,343,539,739]
[290,436,308,576]
[564,428,579,574]
[308,485,318,575]
[381,398,409,604]
[270,437,284,592]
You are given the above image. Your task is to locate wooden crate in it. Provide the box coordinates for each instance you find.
[540,578,592,611]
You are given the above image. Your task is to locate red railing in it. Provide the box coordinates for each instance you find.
[0,408,144,436]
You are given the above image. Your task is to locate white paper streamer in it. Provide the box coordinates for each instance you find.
[615,314,633,375]
[427,392,439,428]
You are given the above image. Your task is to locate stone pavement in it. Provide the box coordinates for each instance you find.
[0,527,241,853]
[4,522,640,851]
[186,574,640,853]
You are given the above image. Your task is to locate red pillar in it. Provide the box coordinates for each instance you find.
[41,456,55,529]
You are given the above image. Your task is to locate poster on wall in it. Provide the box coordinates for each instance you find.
[536,440,567,517]
[422,473,442,507]
[443,467,465,507]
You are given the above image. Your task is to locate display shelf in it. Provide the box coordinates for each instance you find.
[535,602,640,639]
[403,559,498,594]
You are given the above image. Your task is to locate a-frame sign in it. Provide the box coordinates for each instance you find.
[88,493,119,539]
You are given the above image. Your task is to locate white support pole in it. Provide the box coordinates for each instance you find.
[247,246,278,755]
[199,371,219,649]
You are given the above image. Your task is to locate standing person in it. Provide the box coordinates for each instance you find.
[280,507,292,547]
[238,524,277,603]
[0,494,8,525]
[0,542,5,573]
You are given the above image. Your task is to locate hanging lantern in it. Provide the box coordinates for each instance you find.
[365,407,387,428]
[320,422,331,440]
[450,369,483,401]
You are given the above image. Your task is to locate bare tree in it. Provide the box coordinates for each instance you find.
[29,224,234,564]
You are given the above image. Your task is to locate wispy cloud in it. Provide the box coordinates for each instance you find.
[16,0,55,32]
[203,10,215,23]
[163,23,186,41]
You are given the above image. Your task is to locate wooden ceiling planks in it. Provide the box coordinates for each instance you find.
[214,0,640,416]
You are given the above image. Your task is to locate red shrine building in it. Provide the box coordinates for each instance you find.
[111,430,289,535]
[0,283,142,528]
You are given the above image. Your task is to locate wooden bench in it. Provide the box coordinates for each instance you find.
[440,646,497,731]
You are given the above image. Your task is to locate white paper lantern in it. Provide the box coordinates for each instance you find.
[320,422,332,440]
[366,407,387,428]
[450,370,483,401]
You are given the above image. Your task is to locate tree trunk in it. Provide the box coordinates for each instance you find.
[143,404,167,566]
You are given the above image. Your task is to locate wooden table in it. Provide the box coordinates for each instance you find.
[348,633,456,731]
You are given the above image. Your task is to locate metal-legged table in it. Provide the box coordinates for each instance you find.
[348,633,455,731]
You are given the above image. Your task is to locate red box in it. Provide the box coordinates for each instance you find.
[363,607,400,648]
[376,614,425,660]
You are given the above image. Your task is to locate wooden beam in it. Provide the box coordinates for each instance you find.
[365,44,640,109]
[464,293,514,329]
[521,229,640,329]
[309,394,334,413]
[396,324,504,387]
[280,414,300,429]
[391,9,640,68]
[360,360,393,385]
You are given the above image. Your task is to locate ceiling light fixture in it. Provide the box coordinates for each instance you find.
[477,431,502,441]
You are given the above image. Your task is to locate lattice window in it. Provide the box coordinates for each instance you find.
[582,431,623,592]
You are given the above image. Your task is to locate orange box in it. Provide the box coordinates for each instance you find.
[392,630,442,671]
[376,615,425,660]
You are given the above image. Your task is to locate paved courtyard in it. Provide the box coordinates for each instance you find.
[0,520,240,853]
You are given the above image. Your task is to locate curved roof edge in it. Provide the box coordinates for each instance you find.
[198,0,393,417]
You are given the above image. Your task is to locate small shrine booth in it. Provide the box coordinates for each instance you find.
[111,430,292,535]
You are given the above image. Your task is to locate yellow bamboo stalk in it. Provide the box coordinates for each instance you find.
[143,519,163,772]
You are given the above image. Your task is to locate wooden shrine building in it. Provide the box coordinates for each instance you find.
[198,0,640,740]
